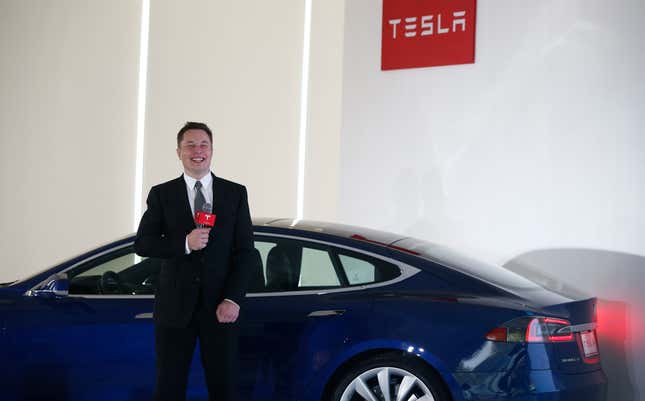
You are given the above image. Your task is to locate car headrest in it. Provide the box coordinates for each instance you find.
[265,246,299,291]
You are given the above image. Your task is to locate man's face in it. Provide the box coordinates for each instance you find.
[177,129,213,178]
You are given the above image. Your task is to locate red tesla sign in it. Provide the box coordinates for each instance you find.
[381,0,477,70]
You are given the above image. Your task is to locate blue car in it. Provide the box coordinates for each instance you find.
[0,218,607,401]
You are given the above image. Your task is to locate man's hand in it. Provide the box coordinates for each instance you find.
[216,300,240,323]
[187,228,211,251]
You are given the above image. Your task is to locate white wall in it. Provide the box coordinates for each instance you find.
[143,0,306,219]
[339,0,645,399]
[142,0,345,223]
[303,0,345,221]
[0,0,141,282]
[0,0,344,282]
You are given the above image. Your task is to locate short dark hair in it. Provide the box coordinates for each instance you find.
[177,121,213,146]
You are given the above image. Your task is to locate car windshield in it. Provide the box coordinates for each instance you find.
[393,238,540,290]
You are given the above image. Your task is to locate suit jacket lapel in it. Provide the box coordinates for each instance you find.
[210,172,218,212]
[173,175,195,229]
[212,173,232,215]
[210,173,227,239]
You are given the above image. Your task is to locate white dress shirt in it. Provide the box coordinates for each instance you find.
[182,172,213,216]
[183,172,213,254]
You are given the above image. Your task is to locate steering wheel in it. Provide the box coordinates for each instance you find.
[98,271,123,294]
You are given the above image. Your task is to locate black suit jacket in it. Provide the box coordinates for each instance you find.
[134,173,255,327]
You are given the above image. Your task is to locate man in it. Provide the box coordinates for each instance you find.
[135,121,255,401]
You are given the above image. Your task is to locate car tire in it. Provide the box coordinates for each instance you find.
[328,352,451,401]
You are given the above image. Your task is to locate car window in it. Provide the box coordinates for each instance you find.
[337,250,400,286]
[339,254,375,285]
[255,241,276,274]
[250,236,402,293]
[67,248,161,296]
[74,254,135,278]
[299,248,340,286]
[251,237,341,292]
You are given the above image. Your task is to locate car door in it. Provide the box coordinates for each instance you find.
[238,235,400,401]
[5,245,163,401]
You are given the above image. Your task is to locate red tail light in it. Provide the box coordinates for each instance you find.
[486,316,574,343]
[527,317,574,342]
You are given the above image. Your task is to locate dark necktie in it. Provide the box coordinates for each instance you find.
[194,180,206,212]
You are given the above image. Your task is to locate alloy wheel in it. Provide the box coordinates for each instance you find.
[339,366,435,401]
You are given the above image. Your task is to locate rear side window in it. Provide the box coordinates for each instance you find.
[336,249,400,286]
[299,248,340,286]
[339,254,374,284]
[251,238,341,292]
[249,236,401,293]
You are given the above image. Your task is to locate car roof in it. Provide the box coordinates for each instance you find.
[252,217,410,250]
[252,219,554,296]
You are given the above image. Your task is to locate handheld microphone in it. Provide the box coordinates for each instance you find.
[195,202,216,228]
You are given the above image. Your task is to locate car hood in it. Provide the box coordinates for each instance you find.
[0,283,26,300]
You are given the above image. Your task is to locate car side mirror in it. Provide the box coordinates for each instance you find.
[31,273,69,298]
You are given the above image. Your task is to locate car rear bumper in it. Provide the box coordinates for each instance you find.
[452,368,607,401]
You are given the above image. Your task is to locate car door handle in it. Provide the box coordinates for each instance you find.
[135,312,153,319]
[307,310,345,317]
